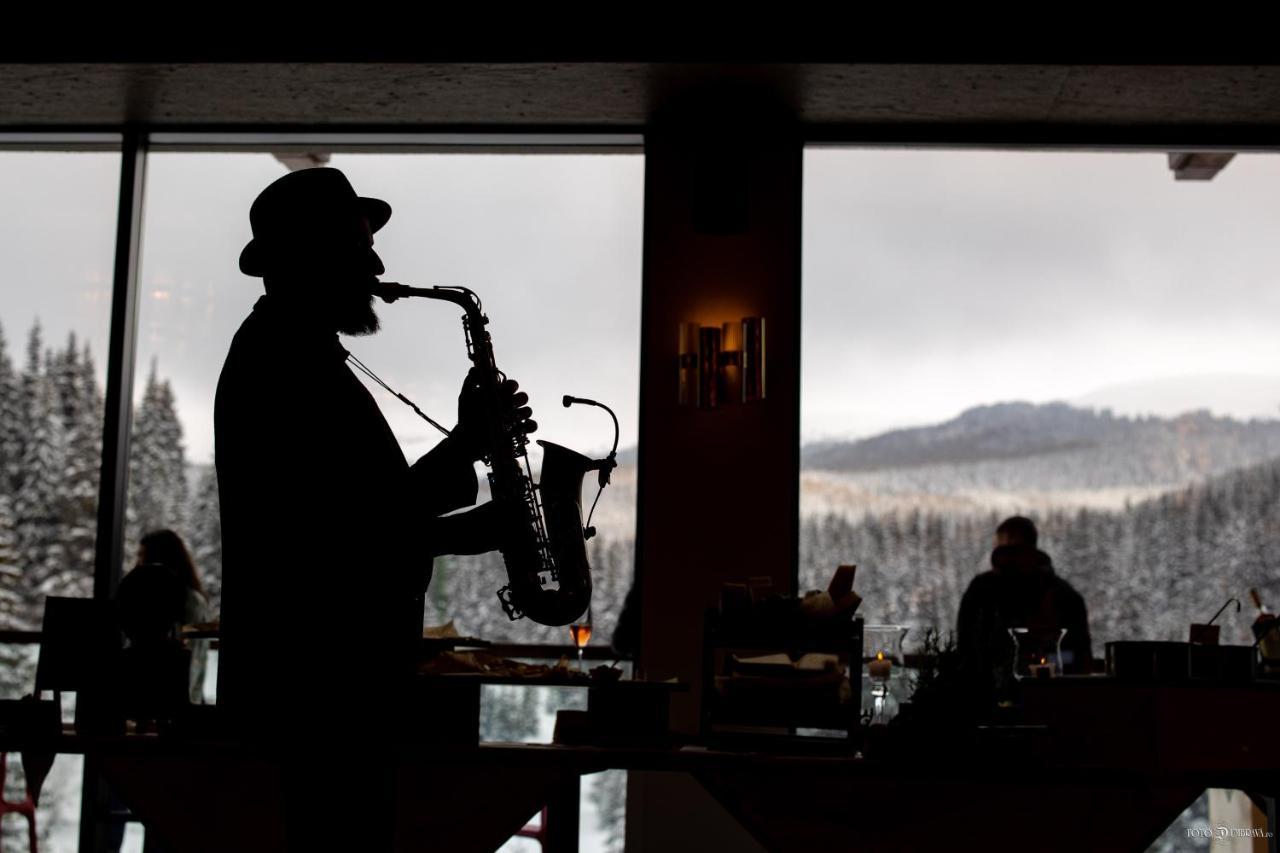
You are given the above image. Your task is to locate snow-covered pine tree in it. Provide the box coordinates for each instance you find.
[0,492,33,696]
[0,322,45,686]
[188,465,223,613]
[126,361,190,558]
[45,335,99,599]
[12,335,68,618]
[154,377,188,532]
[0,491,38,843]
[14,322,41,495]
[0,322,24,500]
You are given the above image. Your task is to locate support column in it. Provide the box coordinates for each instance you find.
[630,96,802,851]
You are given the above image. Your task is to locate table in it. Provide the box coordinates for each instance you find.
[6,681,1279,852]
[10,735,1274,853]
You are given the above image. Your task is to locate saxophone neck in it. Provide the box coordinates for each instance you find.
[373,282,484,317]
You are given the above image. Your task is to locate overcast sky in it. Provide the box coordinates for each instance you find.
[4,147,1280,464]
[802,149,1280,440]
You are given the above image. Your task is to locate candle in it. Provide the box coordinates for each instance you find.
[868,652,892,681]
[1028,658,1054,679]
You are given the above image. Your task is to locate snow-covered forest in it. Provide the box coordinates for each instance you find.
[800,402,1280,650]
[0,320,223,642]
[801,459,1280,648]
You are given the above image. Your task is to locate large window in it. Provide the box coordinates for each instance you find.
[0,148,120,852]
[801,148,1280,650]
[0,140,642,853]
[800,149,1280,847]
[131,149,642,853]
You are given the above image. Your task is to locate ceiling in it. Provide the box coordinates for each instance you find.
[3,63,1280,144]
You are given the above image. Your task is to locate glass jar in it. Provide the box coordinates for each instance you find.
[1009,627,1066,679]
[863,625,909,724]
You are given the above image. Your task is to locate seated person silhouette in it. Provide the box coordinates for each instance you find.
[115,529,208,728]
[957,516,1094,686]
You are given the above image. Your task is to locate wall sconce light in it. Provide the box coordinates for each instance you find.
[678,318,766,408]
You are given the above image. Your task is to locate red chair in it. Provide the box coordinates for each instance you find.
[0,752,38,852]
[515,806,548,849]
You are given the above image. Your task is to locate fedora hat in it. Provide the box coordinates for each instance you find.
[239,167,392,277]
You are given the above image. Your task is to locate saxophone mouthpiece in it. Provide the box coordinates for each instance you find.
[373,281,405,303]
[563,395,576,408]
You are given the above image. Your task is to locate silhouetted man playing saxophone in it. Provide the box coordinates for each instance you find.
[215,167,533,850]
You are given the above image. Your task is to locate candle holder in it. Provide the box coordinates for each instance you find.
[1009,628,1066,680]
[863,625,908,725]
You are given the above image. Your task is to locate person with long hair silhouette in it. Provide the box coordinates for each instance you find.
[125,529,210,702]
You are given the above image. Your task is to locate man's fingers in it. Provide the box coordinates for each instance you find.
[511,406,533,421]
[518,419,538,435]
[510,391,529,408]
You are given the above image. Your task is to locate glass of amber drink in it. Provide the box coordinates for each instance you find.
[569,607,593,671]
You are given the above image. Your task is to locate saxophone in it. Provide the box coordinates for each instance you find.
[373,282,615,627]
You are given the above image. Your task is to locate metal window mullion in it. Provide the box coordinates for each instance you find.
[81,127,147,853]
[92,128,146,600]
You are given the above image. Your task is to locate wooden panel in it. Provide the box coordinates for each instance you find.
[636,106,803,734]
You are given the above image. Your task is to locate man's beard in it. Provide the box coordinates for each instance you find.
[335,294,381,336]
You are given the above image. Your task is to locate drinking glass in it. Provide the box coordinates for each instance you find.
[569,607,593,671]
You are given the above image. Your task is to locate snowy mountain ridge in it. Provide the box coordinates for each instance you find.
[802,401,1280,482]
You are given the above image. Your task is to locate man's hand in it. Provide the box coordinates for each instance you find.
[452,368,537,462]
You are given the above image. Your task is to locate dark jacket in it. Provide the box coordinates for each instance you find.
[214,295,478,736]
[116,562,187,649]
[957,545,1093,680]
